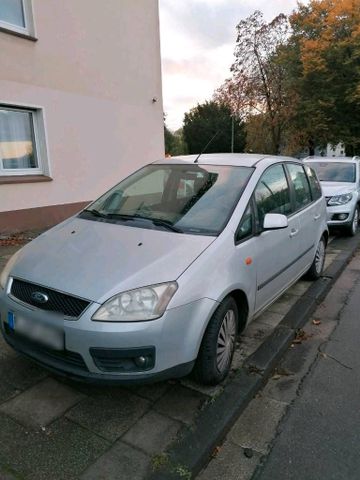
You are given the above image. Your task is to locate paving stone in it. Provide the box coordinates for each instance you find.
[0,354,48,389]
[198,440,262,480]
[267,293,299,315]
[313,287,348,320]
[80,442,150,480]
[66,390,150,441]
[126,382,170,402]
[242,320,274,342]
[0,379,21,405]
[0,464,19,480]
[229,396,287,454]
[180,377,223,397]
[253,311,284,329]
[154,384,205,425]
[123,410,182,455]
[0,377,84,428]
[0,334,17,359]
[0,413,109,480]
[287,280,311,297]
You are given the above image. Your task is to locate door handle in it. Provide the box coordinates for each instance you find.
[314,214,321,221]
[289,228,299,238]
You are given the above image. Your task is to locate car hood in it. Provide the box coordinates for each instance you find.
[10,218,215,303]
[320,182,356,197]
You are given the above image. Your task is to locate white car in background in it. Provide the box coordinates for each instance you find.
[304,157,360,236]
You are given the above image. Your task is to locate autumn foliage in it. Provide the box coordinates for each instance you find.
[216,0,360,155]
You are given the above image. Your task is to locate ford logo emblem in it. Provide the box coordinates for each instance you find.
[31,291,49,304]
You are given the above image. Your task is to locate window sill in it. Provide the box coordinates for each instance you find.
[0,175,52,185]
[0,25,37,41]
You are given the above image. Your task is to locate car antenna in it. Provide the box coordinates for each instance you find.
[194,130,221,163]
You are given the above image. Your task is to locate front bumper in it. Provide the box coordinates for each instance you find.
[326,203,356,227]
[0,286,217,384]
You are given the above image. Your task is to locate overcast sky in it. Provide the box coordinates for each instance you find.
[159,0,300,130]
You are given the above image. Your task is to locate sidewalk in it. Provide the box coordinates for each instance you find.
[254,254,360,480]
[199,253,360,480]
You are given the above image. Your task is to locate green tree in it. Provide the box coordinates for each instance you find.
[182,101,246,155]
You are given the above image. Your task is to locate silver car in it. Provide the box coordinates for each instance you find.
[0,154,328,385]
[304,156,360,236]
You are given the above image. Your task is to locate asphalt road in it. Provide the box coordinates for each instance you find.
[254,257,360,480]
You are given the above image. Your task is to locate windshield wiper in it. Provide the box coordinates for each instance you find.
[107,213,183,233]
[82,209,109,218]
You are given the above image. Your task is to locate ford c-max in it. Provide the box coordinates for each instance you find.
[0,154,328,385]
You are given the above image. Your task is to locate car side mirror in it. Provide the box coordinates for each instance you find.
[263,213,288,230]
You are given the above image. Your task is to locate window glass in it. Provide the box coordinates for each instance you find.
[309,162,356,183]
[304,165,322,200]
[236,203,253,243]
[287,163,312,210]
[254,164,291,225]
[0,0,25,27]
[0,108,38,171]
[85,164,254,236]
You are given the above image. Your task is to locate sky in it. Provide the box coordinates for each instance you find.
[159,0,301,131]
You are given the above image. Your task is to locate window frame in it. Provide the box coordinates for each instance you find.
[0,0,36,39]
[0,103,49,177]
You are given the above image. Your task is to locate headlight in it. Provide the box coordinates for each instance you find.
[328,193,353,206]
[0,249,21,289]
[92,282,178,322]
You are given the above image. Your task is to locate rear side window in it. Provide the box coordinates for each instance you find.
[304,165,322,200]
[254,164,292,225]
[286,163,312,211]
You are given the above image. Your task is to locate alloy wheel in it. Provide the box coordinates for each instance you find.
[216,309,236,373]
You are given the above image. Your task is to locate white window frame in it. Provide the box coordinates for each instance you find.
[0,103,50,177]
[0,0,36,39]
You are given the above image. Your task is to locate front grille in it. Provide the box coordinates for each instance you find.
[4,324,88,372]
[10,279,90,318]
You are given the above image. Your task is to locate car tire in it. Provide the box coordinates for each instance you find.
[193,297,238,385]
[306,235,326,280]
[346,206,359,237]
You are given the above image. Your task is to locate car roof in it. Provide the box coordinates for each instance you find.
[304,156,358,164]
[154,153,301,168]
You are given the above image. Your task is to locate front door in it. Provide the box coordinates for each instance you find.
[252,164,300,313]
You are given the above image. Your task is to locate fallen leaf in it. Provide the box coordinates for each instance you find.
[312,319,321,326]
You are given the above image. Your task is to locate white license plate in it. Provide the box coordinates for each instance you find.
[8,312,64,351]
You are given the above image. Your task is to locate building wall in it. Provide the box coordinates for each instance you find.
[0,0,164,231]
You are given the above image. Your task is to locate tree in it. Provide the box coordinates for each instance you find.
[182,101,246,155]
[164,119,188,156]
[285,0,360,154]
[215,11,291,154]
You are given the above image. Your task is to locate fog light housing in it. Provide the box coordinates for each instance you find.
[332,213,349,221]
[90,347,155,372]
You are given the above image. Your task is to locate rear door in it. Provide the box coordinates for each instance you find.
[286,163,322,272]
[253,163,301,313]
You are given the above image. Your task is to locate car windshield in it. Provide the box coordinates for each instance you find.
[80,164,254,236]
[309,162,356,183]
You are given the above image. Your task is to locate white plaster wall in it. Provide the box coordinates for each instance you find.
[0,0,164,213]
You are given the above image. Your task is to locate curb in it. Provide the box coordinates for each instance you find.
[149,235,360,480]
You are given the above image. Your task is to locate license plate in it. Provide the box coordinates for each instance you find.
[8,311,64,351]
